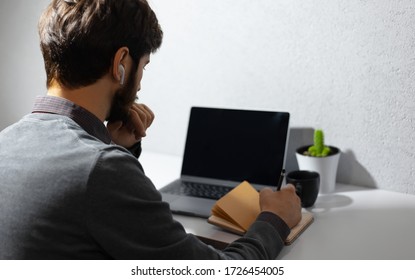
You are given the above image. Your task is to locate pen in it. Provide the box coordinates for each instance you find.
[276,169,285,191]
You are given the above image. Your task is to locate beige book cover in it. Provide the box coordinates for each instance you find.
[208,181,314,245]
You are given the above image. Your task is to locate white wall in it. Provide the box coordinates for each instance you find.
[1,0,414,194]
[0,0,48,124]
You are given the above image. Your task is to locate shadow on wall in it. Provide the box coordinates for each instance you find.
[285,127,377,189]
[285,127,314,174]
[337,149,377,189]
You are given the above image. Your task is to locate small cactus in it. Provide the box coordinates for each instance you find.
[307,129,331,157]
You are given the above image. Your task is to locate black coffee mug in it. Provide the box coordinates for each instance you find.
[286,170,320,208]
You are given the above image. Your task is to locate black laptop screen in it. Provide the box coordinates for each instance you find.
[181,107,290,186]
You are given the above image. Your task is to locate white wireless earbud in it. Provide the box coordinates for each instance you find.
[118,64,125,85]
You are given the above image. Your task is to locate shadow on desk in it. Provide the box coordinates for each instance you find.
[309,193,354,213]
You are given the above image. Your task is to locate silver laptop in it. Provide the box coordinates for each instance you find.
[159,107,290,218]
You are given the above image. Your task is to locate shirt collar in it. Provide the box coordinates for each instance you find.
[32,95,112,144]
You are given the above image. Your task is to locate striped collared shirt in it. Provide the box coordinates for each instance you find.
[32,95,111,144]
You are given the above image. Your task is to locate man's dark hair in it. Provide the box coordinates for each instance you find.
[38,0,163,89]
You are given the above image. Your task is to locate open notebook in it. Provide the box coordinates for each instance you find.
[208,181,314,245]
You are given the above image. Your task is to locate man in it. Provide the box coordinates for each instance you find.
[0,0,301,259]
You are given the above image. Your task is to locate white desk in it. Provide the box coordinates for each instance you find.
[140,151,415,259]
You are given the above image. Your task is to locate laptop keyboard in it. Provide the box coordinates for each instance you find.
[162,182,233,200]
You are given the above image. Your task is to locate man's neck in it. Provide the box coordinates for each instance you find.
[47,77,115,122]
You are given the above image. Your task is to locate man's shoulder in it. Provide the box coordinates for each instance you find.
[93,144,144,171]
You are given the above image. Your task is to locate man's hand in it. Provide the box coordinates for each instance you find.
[107,103,155,148]
[259,184,302,229]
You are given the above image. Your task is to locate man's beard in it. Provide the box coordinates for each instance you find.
[106,70,137,123]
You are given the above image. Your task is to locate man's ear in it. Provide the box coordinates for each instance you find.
[112,47,129,85]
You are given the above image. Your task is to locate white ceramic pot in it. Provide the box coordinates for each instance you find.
[295,146,340,193]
